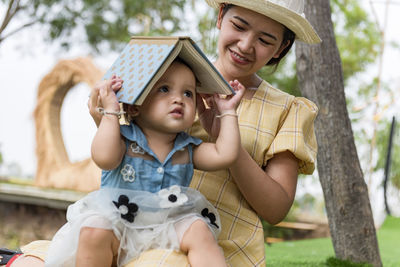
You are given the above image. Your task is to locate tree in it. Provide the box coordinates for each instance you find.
[0,0,187,51]
[375,117,400,214]
[295,0,382,266]
[257,0,380,97]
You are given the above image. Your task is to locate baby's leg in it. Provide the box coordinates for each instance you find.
[179,219,227,267]
[76,227,120,267]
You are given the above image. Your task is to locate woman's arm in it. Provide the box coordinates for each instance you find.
[193,80,245,171]
[229,149,299,224]
[196,84,301,224]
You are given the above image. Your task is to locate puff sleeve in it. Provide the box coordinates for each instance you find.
[264,97,318,174]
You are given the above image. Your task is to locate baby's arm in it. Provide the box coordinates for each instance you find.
[91,75,126,170]
[193,80,245,171]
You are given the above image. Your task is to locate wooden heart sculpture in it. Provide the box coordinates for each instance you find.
[33,57,103,192]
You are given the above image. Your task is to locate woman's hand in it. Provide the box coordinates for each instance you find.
[196,93,220,139]
[88,74,123,127]
[196,80,245,139]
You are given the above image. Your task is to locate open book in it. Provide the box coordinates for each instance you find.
[103,36,233,105]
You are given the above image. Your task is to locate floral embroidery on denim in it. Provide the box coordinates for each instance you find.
[130,142,145,154]
[113,195,138,223]
[121,164,135,182]
[158,185,188,208]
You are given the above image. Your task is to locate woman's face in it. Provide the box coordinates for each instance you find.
[215,6,288,85]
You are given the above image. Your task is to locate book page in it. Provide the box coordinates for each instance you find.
[178,40,233,95]
[135,42,183,105]
[104,39,177,105]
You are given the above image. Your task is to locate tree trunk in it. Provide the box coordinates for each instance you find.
[295,0,382,266]
[383,116,395,215]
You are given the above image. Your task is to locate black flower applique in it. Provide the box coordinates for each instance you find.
[201,208,219,229]
[113,195,138,223]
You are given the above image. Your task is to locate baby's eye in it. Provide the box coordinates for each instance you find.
[158,86,169,93]
[184,90,193,98]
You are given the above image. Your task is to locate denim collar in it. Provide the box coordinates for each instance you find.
[120,122,202,164]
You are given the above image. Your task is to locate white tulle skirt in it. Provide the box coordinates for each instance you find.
[45,186,221,267]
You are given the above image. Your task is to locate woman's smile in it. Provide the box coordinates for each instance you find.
[229,48,251,64]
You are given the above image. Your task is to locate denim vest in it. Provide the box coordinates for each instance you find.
[101,123,202,193]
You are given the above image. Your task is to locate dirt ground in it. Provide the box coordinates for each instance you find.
[0,201,67,250]
[0,200,330,250]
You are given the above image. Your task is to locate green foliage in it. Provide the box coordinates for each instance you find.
[257,51,299,96]
[277,0,378,92]
[196,8,218,56]
[1,0,380,69]
[291,192,319,213]
[331,0,380,85]
[262,219,294,240]
[0,0,187,52]
[258,0,380,95]
[326,257,372,267]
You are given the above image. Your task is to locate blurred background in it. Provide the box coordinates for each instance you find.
[0,0,399,265]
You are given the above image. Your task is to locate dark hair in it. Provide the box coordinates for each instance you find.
[220,4,295,67]
[174,57,201,87]
[174,57,194,72]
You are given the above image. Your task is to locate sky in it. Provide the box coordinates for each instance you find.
[0,1,399,222]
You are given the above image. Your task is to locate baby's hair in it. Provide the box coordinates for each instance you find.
[173,57,201,89]
[173,57,192,72]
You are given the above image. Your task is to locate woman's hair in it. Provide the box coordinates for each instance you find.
[220,4,295,67]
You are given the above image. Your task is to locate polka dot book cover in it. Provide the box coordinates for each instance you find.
[103,36,233,106]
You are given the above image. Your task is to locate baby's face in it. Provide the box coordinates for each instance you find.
[134,61,197,134]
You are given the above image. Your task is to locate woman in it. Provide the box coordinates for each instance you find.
[2,0,320,266]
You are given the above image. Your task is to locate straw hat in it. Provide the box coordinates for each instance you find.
[205,0,321,44]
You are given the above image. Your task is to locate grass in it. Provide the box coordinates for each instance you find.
[376,216,400,266]
[265,216,400,266]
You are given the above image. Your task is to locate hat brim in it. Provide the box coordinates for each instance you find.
[206,0,321,44]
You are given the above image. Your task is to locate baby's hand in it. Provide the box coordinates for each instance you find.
[213,79,245,114]
[92,75,122,113]
[110,74,124,93]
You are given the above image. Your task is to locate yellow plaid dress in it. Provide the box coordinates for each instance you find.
[22,80,318,266]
